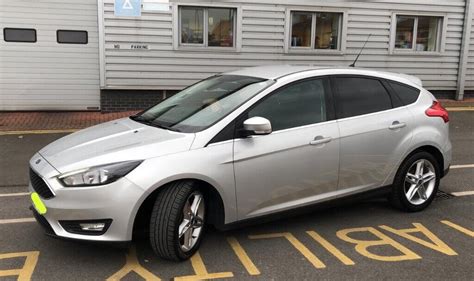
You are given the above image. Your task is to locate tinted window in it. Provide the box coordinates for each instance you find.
[388,81,420,105]
[57,30,88,44]
[334,77,392,118]
[3,28,36,43]
[248,79,327,131]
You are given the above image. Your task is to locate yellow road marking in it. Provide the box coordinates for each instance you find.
[336,227,421,262]
[306,231,355,265]
[249,232,326,268]
[0,251,39,280]
[106,246,160,280]
[0,192,29,197]
[174,252,233,280]
[445,107,474,111]
[0,218,35,224]
[450,164,474,169]
[227,237,261,275]
[441,220,474,237]
[380,223,457,256]
[0,129,78,136]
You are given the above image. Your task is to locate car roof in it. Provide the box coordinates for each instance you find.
[224,65,423,88]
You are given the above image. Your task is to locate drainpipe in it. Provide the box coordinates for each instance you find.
[456,0,473,100]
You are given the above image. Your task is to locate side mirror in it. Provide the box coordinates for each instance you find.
[243,116,272,136]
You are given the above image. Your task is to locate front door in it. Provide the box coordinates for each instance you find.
[233,78,340,219]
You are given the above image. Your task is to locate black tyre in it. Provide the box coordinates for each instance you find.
[149,181,206,261]
[390,151,440,212]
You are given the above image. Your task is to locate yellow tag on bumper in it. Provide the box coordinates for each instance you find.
[31,192,47,215]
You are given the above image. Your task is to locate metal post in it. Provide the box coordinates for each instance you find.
[456,0,473,100]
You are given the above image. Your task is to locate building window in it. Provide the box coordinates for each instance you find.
[57,30,88,44]
[3,28,36,43]
[394,15,441,52]
[290,11,342,50]
[179,6,235,47]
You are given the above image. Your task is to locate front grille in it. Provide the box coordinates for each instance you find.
[29,168,55,199]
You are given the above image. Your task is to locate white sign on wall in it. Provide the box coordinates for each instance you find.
[143,0,170,12]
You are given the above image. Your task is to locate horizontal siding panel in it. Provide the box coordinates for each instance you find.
[1,84,99,90]
[104,21,172,29]
[465,9,474,89]
[105,35,172,44]
[104,51,460,62]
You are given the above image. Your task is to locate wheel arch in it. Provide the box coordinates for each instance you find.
[132,178,226,238]
[385,143,446,187]
[405,145,445,175]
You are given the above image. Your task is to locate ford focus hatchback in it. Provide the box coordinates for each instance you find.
[29,66,451,260]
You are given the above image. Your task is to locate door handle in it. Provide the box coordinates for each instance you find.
[310,136,332,146]
[389,121,406,130]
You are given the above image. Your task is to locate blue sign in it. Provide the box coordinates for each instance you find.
[115,0,141,17]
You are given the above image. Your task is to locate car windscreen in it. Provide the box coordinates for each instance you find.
[132,75,273,133]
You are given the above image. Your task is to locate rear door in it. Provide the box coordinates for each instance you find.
[331,75,413,191]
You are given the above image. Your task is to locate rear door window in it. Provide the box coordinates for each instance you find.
[387,81,420,105]
[333,76,393,118]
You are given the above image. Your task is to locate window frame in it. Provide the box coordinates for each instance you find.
[284,8,347,54]
[56,29,88,44]
[174,4,241,51]
[389,12,447,55]
[234,76,336,137]
[329,75,398,120]
[3,28,37,43]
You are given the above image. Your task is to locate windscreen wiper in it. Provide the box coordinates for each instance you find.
[130,115,152,124]
[150,121,181,132]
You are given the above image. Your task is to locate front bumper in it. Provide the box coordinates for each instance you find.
[29,154,145,242]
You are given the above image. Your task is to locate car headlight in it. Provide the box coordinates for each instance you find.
[58,160,142,187]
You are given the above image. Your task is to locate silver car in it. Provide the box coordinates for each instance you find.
[29,66,451,260]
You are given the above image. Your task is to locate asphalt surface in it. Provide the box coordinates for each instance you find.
[0,112,473,280]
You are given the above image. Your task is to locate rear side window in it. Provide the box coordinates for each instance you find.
[334,77,392,118]
[3,28,36,43]
[388,81,420,105]
[57,30,88,44]
[248,78,327,131]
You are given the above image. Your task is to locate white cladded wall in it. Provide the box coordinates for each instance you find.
[465,1,474,90]
[100,0,469,92]
[0,0,100,110]
[0,0,473,111]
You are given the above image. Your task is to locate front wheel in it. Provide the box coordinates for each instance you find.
[390,151,440,212]
[149,181,206,260]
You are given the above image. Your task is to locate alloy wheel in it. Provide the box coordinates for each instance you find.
[404,159,437,205]
[178,191,205,252]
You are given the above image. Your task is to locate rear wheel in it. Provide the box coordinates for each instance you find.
[149,181,206,260]
[390,151,440,212]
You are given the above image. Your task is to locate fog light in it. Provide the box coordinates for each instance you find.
[59,219,112,235]
[80,223,106,231]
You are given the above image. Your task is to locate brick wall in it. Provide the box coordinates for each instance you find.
[100,90,178,112]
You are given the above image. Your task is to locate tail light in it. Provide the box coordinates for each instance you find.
[425,101,449,123]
